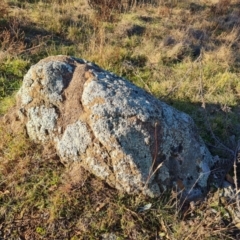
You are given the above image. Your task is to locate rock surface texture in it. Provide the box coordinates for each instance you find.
[12,55,217,200]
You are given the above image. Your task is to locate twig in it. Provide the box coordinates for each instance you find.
[203,109,235,157]
[133,69,153,94]
[197,49,235,157]
[162,65,193,100]
[197,50,205,109]
[19,43,47,55]
[233,141,240,210]
[177,170,212,214]
[122,61,153,94]
[162,52,204,100]
[144,122,163,189]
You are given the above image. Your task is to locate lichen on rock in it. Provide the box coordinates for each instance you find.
[26,105,58,142]
[10,55,219,201]
[57,120,91,162]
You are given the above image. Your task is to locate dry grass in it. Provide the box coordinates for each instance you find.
[0,0,240,238]
[0,125,238,238]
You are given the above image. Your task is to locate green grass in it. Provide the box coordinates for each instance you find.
[1,0,240,238]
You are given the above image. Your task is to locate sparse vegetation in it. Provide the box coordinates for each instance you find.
[1,0,240,238]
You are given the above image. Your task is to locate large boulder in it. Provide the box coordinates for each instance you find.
[9,55,217,200]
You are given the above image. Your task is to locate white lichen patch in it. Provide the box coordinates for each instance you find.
[82,76,162,194]
[81,64,213,199]
[18,60,73,107]
[41,61,73,103]
[17,70,34,106]
[57,120,91,162]
[85,157,110,179]
[82,74,161,123]
[26,106,58,142]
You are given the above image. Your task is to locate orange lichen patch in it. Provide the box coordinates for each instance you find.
[79,111,90,123]
[84,70,96,84]
[83,97,106,110]
[127,116,138,124]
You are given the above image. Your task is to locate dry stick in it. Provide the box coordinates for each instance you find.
[178,50,234,211]
[197,49,236,198]
[198,50,205,109]
[148,122,158,178]
[121,61,152,94]
[110,202,139,218]
[174,54,206,211]
[146,54,211,207]
[162,58,196,100]
[133,69,153,94]
[205,117,235,157]
[144,122,162,188]
[227,26,240,49]
[197,50,235,157]
[177,170,212,214]
[127,58,193,100]
[204,102,235,158]
[197,50,240,222]
[160,218,172,240]
[18,43,47,55]
[233,141,240,210]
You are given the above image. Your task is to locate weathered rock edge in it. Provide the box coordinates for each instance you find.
[7,55,218,200]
